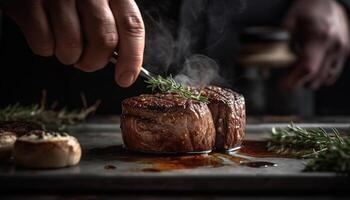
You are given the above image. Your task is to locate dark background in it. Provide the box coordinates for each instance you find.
[0,0,350,116]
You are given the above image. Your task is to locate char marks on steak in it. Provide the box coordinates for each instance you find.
[121,93,216,153]
[203,86,246,150]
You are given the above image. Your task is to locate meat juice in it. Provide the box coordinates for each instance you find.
[90,140,279,172]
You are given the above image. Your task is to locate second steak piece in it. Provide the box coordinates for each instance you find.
[203,86,246,150]
[121,93,216,153]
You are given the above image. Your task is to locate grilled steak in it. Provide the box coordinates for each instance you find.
[203,86,246,150]
[121,93,216,153]
[0,121,42,136]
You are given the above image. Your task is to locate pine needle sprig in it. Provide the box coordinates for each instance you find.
[268,123,350,173]
[145,75,209,103]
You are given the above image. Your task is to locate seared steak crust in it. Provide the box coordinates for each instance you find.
[203,86,246,150]
[121,93,216,153]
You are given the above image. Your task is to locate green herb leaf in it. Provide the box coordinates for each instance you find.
[268,123,350,173]
[145,75,209,103]
[0,101,99,131]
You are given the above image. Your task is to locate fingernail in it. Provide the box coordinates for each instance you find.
[117,71,136,87]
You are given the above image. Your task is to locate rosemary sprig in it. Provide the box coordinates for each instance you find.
[268,123,350,173]
[145,75,209,103]
[305,138,350,172]
[267,124,343,157]
[0,101,99,131]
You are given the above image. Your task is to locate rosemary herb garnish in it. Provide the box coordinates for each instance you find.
[0,94,99,131]
[267,124,343,157]
[268,123,350,173]
[305,138,350,172]
[145,75,209,103]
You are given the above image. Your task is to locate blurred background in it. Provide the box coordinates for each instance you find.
[1,0,350,117]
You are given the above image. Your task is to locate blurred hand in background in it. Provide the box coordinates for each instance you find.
[3,0,145,88]
[282,0,350,90]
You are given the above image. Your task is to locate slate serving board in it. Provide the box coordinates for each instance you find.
[0,118,349,193]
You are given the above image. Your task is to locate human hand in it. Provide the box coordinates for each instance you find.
[282,0,350,90]
[3,0,145,87]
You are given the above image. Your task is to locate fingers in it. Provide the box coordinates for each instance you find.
[110,0,145,87]
[308,51,337,89]
[282,39,329,89]
[282,0,350,90]
[6,0,145,88]
[9,0,54,56]
[280,65,307,90]
[308,48,347,89]
[75,0,118,72]
[284,40,347,90]
[326,53,346,85]
[48,0,82,65]
[307,39,346,88]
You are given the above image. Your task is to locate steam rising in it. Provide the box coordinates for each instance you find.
[142,12,175,75]
[174,55,220,87]
[142,0,245,87]
[143,15,221,87]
